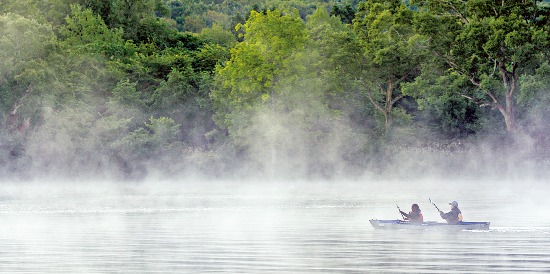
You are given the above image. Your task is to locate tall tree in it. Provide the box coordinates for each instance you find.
[411,0,550,132]
[306,7,375,131]
[353,0,427,130]
[213,9,358,178]
[212,9,308,131]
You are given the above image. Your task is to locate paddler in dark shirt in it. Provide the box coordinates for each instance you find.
[399,203,424,223]
[440,201,463,224]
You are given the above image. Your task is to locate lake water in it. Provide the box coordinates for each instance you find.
[0,180,549,273]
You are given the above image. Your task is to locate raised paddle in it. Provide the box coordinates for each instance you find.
[396,202,406,220]
[429,198,441,212]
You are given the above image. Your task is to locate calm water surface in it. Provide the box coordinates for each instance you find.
[0,181,549,273]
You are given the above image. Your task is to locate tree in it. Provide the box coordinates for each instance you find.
[77,0,113,23]
[402,71,483,137]
[199,23,237,48]
[212,9,308,130]
[0,0,72,26]
[306,7,376,132]
[111,116,185,179]
[331,4,355,24]
[25,104,131,179]
[0,13,56,129]
[59,4,124,46]
[518,62,550,154]
[105,0,169,42]
[213,8,361,178]
[411,0,550,132]
[353,0,427,130]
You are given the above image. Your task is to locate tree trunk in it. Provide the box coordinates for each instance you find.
[385,80,393,129]
[503,92,516,132]
[499,64,518,132]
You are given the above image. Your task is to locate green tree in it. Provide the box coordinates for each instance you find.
[76,0,112,23]
[213,8,361,178]
[331,4,355,24]
[403,71,483,137]
[212,9,308,130]
[353,0,427,130]
[199,23,237,48]
[0,13,56,127]
[519,62,550,131]
[518,61,550,157]
[109,0,170,42]
[59,4,124,46]
[0,0,72,26]
[111,116,184,178]
[411,0,550,132]
[306,7,375,133]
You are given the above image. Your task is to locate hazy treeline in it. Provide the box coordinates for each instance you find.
[1,0,549,181]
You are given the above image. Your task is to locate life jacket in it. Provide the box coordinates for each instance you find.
[408,211,423,223]
[448,208,462,224]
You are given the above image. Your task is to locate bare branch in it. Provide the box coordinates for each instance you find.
[460,94,475,101]
[468,76,480,87]
[390,94,404,106]
[442,0,469,24]
[364,84,385,114]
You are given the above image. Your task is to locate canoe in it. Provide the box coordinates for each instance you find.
[369,219,490,230]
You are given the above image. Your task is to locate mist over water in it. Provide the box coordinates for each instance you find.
[1,179,549,273]
[1,2,550,272]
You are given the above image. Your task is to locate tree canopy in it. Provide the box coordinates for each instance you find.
[1,0,549,181]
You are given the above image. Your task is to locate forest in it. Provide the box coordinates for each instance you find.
[1,0,549,181]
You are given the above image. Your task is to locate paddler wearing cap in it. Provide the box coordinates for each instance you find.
[439,201,463,224]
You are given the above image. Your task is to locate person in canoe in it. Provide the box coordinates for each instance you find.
[439,201,463,224]
[399,203,424,223]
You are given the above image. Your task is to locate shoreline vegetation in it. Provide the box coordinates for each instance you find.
[1,0,549,181]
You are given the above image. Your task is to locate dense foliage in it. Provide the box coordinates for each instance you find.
[1,0,549,181]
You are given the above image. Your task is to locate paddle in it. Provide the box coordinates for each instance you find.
[429,198,441,212]
[396,202,406,220]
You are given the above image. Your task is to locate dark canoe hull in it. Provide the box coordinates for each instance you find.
[370,219,490,230]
